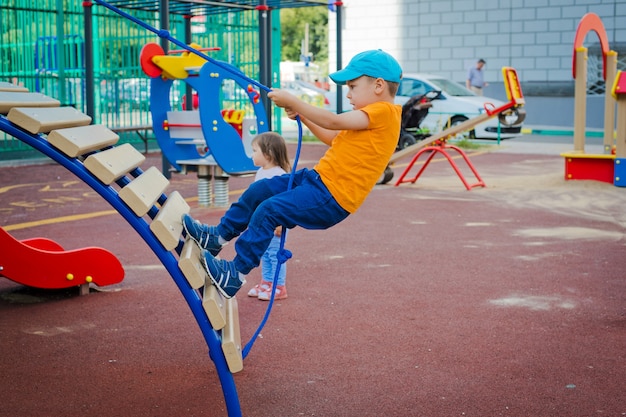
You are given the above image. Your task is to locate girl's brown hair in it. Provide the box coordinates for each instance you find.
[252,131,291,172]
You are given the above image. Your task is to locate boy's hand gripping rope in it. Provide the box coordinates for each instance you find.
[93,0,304,359]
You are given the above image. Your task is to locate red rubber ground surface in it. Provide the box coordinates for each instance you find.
[0,143,624,416]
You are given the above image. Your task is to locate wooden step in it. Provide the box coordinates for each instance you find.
[178,239,228,330]
[0,82,28,92]
[0,92,59,114]
[149,191,189,251]
[47,125,120,158]
[203,280,226,330]
[83,143,146,185]
[221,297,243,373]
[7,106,91,134]
[119,166,169,217]
[177,239,206,290]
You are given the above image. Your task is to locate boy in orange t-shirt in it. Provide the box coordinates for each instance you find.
[183,49,402,298]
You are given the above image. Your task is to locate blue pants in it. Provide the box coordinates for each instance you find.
[262,235,287,286]
[216,168,350,274]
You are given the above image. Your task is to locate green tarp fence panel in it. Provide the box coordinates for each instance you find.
[1,0,276,161]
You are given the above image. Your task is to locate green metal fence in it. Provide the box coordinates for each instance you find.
[1,0,279,161]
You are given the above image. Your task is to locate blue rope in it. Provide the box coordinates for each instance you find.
[93,0,304,359]
[242,116,303,358]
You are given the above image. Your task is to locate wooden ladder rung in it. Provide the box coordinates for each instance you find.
[203,279,227,330]
[7,106,91,133]
[83,143,146,185]
[149,191,189,251]
[178,239,207,290]
[47,125,120,158]
[178,239,228,330]
[119,166,169,217]
[0,82,28,92]
[221,297,243,373]
[0,92,59,114]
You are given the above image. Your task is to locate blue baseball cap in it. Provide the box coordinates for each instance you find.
[329,49,402,84]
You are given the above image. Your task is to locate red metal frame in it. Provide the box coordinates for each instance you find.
[395,141,485,190]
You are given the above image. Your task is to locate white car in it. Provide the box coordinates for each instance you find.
[325,73,522,139]
[395,73,522,139]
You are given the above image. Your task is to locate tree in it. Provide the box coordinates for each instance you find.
[279,7,328,65]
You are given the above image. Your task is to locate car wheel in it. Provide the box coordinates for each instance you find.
[377,165,394,185]
[397,132,417,151]
[498,107,526,126]
[448,116,475,140]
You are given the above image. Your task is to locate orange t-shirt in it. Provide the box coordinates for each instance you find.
[314,101,401,213]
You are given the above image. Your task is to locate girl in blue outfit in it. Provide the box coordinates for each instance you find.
[246,132,291,300]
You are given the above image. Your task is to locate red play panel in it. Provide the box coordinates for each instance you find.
[0,227,124,289]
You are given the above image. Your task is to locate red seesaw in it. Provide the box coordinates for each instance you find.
[390,67,526,190]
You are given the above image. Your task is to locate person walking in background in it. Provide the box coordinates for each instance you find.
[466,58,488,95]
[247,132,291,301]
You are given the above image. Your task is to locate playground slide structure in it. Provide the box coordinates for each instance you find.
[0,83,247,417]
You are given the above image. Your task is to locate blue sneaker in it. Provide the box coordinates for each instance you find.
[201,250,245,298]
[182,213,223,256]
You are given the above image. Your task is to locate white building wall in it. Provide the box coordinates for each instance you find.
[328,1,404,68]
[328,0,626,86]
